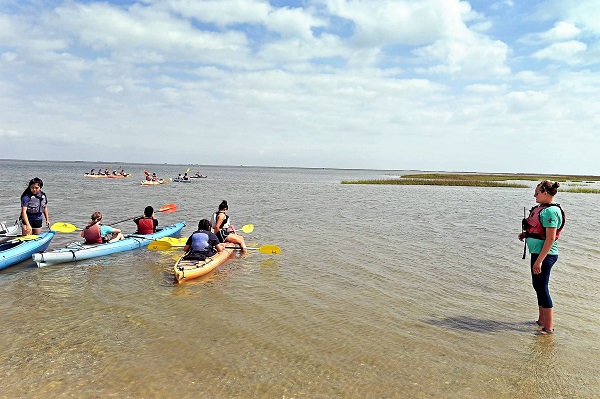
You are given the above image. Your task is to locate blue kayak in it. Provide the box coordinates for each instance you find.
[172,178,192,183]
[0,231,56,270]
[32,222,185,267]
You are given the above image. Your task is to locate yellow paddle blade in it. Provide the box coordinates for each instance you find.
[157,237,187,247]
[186,167,190,173]
[258,244,281,255]
[240,224,254,234]
[147,240,174,250]
[50,222,81,233]
[16,235,39,241]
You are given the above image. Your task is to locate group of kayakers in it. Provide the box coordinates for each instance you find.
[88,168,129,176]
[18,177,246,259]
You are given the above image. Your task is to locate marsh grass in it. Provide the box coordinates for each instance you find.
[341,179,528,188]
[400,173,600,182]
[563,187,600,194]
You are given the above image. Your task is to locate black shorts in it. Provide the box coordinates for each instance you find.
[28,218,43,229]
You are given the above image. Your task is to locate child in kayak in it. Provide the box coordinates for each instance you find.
[210,200,247,251]
[81,212,124,244]
[182,219,224,260]
[134,206,158,234]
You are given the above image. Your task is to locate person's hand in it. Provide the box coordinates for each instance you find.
[532,260,542,275]
[24,225,32,236]
[518,232,526,241]
[46,220,51,229]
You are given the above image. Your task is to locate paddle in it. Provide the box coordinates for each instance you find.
[147,240,281,254]
[16,235,39,241]
[50,222,82,233]
[110,203,178,225]
[226,244,281,254]
[236,224,254,234]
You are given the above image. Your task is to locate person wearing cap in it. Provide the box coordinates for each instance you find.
[134,206,159,235]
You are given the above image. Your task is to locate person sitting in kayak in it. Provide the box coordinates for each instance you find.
[210,200,247,251]
[183,173,189,180]
[182,219,224,260]
[152,173,158,182]
[134,206,158,234]
[81,211,124,244]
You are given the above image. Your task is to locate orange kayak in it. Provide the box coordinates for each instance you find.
[173,246,236,283]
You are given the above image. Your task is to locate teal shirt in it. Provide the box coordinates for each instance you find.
[526,205,562,255]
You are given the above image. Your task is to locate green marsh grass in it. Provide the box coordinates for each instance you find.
[563,187,600,194]
[341,179,528,188]
[342,172,600,189]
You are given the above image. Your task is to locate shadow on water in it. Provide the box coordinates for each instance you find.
[425,315,532,333]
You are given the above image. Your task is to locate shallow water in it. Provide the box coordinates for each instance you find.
[1,160,599,398]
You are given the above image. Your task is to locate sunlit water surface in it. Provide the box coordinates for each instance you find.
[1,160,599,398]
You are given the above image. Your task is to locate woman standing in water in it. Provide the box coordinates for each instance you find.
[20,177,50,236]
[519,180,565,335]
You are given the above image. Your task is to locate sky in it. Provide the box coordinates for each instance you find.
[0,0,599,174]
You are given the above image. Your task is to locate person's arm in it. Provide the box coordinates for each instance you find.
[532,227,556,274]
[183,235,193,253]
[213,214,224,234]
[43,205,50,228]
[21,206,31,233]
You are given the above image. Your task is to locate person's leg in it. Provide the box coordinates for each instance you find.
[226,233,246,250]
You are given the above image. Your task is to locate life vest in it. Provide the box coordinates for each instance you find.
[83,224,103,244]
[210,212,230,233]
[24,192,48,214]
[190,231,211,252]
[523,203,565,240]
[136,217,155,235]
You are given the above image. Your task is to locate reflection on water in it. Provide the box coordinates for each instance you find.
[1,160,599,398]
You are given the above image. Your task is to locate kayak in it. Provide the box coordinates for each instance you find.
[0,223,20,243]
[32,222,185,267]
[174,246,236,283]
[190,175,207,178]
[84,173,131,178]
[141,179,167,185]
[0,232,56,270]
[172,178,192,183]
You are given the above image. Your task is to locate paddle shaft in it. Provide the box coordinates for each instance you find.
[111,204,177,225]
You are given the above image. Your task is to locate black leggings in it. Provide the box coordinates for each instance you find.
[530,253,558,308]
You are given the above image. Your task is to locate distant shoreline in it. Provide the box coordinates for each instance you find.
[342,172,600,193]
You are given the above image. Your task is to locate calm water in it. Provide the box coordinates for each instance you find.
[0,160,599,398]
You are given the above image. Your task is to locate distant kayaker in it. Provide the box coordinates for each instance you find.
[518,180,565,335]
[152,173,157,182]
[20,177,50,236]
[89,169,95,175]
[134,206,158,234]
[182,219,224,260]
[81,211,124,244]
[210,200,247,251]
[183,173,189,180]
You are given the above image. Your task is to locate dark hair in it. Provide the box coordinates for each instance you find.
[144,206,154,217]
[538,180,560,196]
[198,219,211,231]
[218,200,228,211]
[88,211,102,226]
[20,177,44,200]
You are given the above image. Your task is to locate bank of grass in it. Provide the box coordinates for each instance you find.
[342,172,600,190]
[400,173,600,182]
[341,178,528,188]
[563,187,600,194]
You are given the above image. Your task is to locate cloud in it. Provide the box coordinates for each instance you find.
[533,40,587,64]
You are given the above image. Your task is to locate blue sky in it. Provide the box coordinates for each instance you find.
[1,0,599,174]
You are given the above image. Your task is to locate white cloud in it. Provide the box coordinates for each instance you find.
[533,40,587,64]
